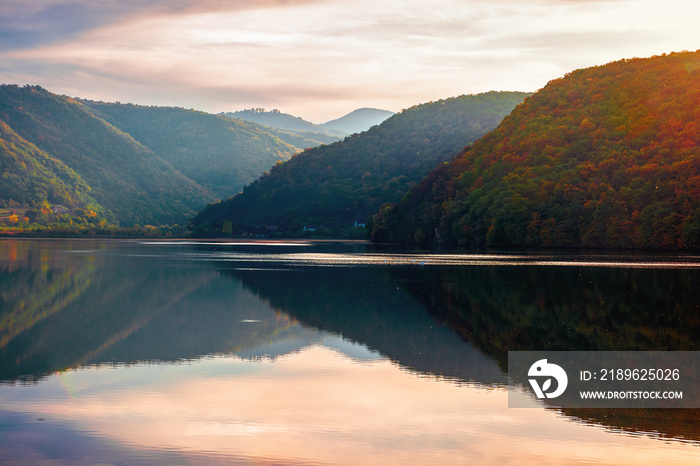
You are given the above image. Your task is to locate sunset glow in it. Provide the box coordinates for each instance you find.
[2,0,699,121]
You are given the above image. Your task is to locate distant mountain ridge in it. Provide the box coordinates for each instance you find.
[320,108,394,134]
[223,107,395,141]
[192,91,531,237]
[222,108,344,141]
[223,108,318,131]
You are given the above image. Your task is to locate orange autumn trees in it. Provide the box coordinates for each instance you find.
[372,51,700,249]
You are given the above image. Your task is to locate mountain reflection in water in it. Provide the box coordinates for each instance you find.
[226,254,700,444]
[1,239,700,463]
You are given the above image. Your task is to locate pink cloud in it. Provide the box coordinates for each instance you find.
[2,0,699,121]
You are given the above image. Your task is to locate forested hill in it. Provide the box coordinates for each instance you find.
[370,51,700,249]
[85,102,299,199]
[191,91,531,237]
[0,85,210,227]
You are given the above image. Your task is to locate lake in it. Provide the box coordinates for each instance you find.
[1,239,699,465]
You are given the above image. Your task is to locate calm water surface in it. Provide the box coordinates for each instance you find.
[1,239,699,465]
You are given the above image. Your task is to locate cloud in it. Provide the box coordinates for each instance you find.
[0,0,326,50]
[2,0,700,121]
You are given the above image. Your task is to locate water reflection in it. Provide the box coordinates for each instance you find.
[226,258,700,444]
[1,239,299,381]
[1,239,700,464]
[6,347,700,465]
[0,240,504,385]
[393,264,700,363]
[390,264,700,443]
[227,266,505,385]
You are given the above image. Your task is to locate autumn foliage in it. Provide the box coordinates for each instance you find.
[372,51,700,249]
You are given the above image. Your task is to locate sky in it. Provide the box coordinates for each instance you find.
[1,0,699,123]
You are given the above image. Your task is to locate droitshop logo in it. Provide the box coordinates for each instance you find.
[528,359,568,399]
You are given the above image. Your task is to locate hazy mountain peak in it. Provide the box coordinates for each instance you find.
[320,108,394,135]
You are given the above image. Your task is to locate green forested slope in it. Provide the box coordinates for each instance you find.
[86,102,299,199]
[371,51,700,249]
[0,120,112,226]
[192,91,530,237]
[0,85,211,227]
